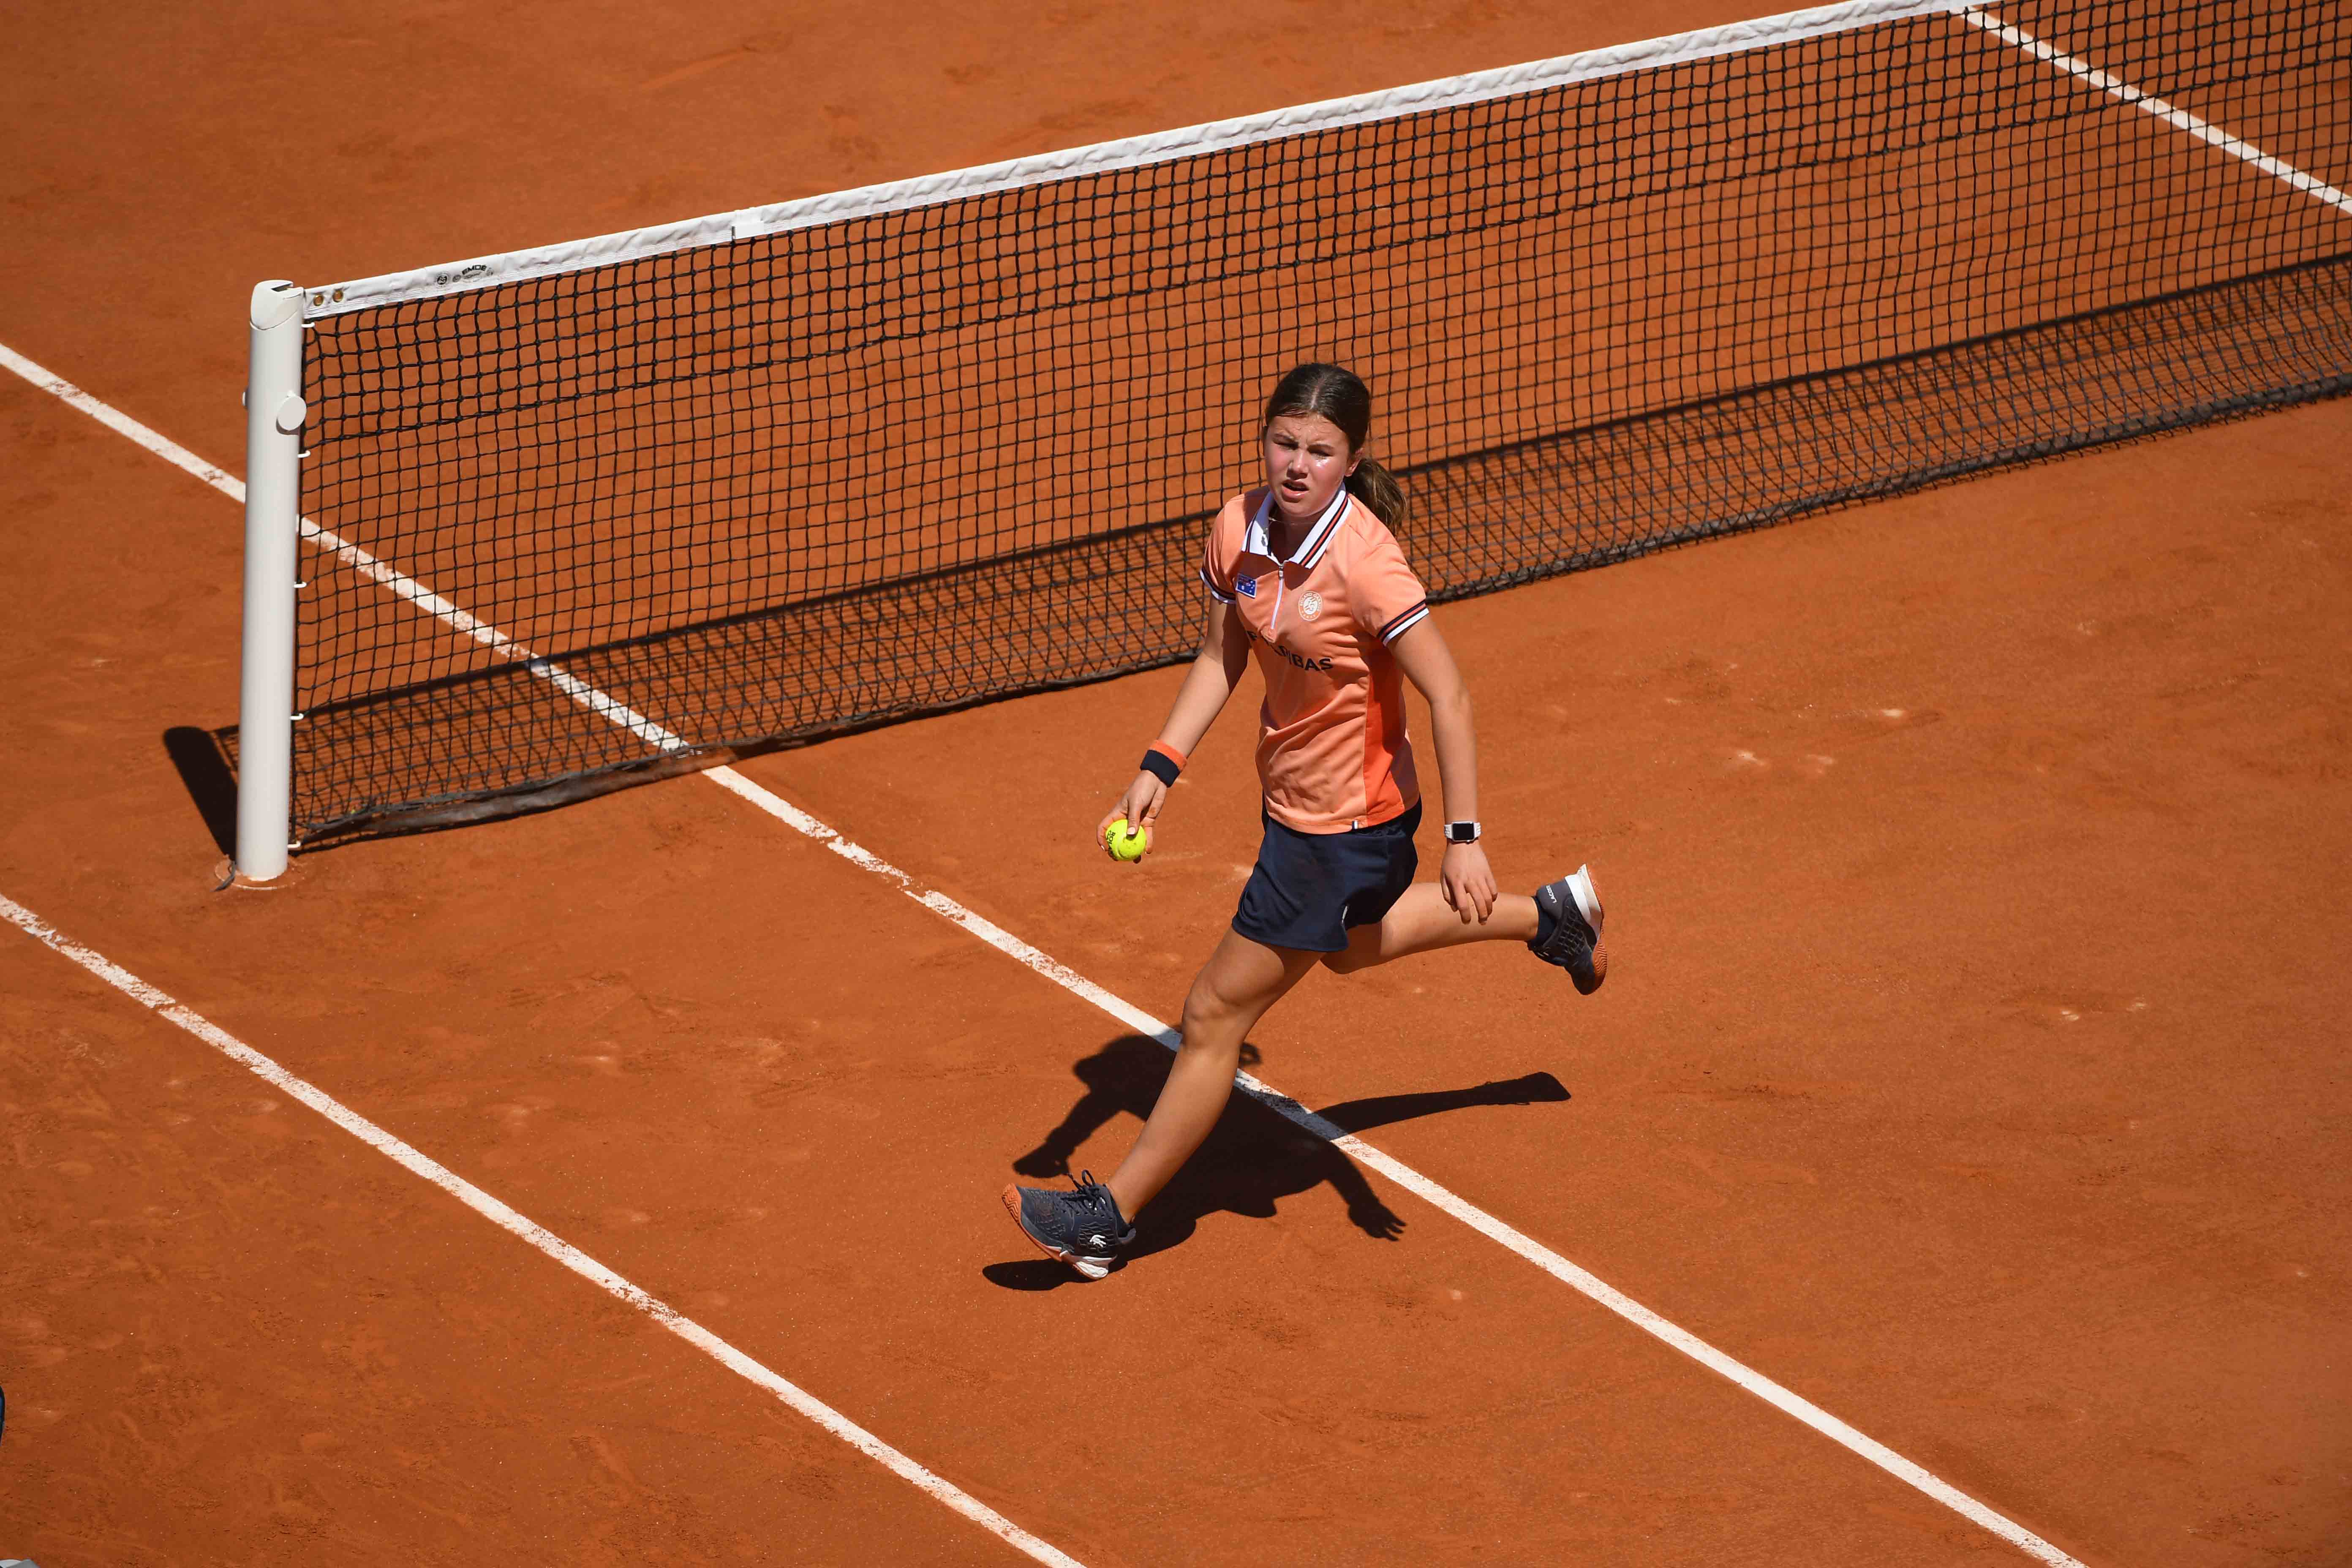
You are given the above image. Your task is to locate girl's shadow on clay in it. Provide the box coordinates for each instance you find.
[984,1034,1568,1290]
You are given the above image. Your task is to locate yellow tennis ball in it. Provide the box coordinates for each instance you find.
[1106,817,1149,862]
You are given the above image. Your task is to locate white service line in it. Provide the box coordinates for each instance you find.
[6,334,2089,1566]
[0,891,1086,1568]
[1962,6,2352,219]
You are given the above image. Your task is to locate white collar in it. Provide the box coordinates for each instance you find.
[1245,485,1351,571]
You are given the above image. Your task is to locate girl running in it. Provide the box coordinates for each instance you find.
[1002,362,1605,1279]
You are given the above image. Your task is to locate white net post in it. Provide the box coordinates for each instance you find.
[234,280,306,881]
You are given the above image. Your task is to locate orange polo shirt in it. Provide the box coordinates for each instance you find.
[1200,486,1433,834]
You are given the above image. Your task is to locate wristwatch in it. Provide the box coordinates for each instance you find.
[1443,820,1481,844]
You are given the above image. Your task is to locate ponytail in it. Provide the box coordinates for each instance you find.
[1346,457,1408,528]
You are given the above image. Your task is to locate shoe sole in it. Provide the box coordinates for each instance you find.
[1564,865,1608,996]
[1000,1184,1113,1279]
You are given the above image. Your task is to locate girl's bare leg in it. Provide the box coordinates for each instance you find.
[1105,883,1547,1220]
[1322,883,1538,974]
[1105,930,1320,1219]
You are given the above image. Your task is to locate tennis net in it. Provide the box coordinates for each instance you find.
[245,0,2352,847]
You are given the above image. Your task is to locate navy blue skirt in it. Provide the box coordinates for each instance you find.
[1231,803,1421,953]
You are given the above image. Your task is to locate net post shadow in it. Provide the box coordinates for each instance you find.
[984,1034,1570,1290]
[162,726,240,858]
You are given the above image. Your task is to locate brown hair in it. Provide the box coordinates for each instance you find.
[1260,362,1407,528]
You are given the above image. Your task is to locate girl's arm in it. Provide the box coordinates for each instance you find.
[1389,619,1499,923]
[1099,600,1251,846]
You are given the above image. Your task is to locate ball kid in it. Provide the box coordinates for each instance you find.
[1003,362,1607,1279]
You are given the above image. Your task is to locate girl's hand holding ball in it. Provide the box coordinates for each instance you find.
[1098,771,1167,863]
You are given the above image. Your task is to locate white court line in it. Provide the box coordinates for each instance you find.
[0,892,1087,1568]
[0,343,683,753]
[5,336,2089,1565]
[702,769,2091,1567]
[1962,6,2352,219]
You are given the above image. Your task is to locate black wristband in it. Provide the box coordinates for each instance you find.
[1139,749,1181,787]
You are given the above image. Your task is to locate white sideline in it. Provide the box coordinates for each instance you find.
[5,340,2093,1563]
[0,892,1087,1568]
[1963,8,2352,219]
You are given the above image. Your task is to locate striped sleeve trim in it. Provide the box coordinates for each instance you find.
[1377,601,1431,645]
[1199,565,1235,604]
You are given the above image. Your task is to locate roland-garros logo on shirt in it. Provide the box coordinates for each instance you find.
[1299,591,1323,620]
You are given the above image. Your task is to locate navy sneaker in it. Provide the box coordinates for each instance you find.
[1002,1170,1135,1280]
[1531,866,1607,994]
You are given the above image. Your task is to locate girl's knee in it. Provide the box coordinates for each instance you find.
[1183,965,1277,1035]
[1180,975,1238,1036]
[1183,934,1309,1038]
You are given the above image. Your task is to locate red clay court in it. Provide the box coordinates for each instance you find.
[3,2,2349,1564]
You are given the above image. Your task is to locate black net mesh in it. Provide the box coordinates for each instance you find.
[281,0,2352,841]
